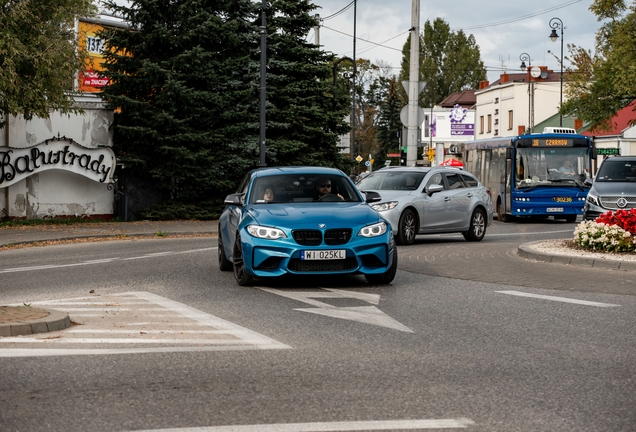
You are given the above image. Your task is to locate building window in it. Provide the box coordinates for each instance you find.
[487,114,492,133]
[508,110,513,130]
[480,116,484,134]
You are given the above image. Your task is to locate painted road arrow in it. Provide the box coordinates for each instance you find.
[259,288,414,333]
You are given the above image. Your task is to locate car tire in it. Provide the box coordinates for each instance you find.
[232,234,254,286]
[497,200,511,222]
[463,208,487,242]
[397,209,417,245]
[365,250,398,285]
[218,232,232,271]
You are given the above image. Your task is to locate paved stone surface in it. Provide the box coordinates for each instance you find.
[399,238,636,296]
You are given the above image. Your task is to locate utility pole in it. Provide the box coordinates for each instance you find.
[406,0,420,166]
[314,14,320,46]
[259,0,267,166]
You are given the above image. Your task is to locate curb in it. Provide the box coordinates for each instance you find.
[518,241,636,272]
[0,231,218,248]
[0,308,71,337]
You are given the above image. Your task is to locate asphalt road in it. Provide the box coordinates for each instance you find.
[0,219,634,432]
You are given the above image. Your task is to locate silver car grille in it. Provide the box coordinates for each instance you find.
[599,196,636,210]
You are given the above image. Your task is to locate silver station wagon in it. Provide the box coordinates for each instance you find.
[356,166,494,245]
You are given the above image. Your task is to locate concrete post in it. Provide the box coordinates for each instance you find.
[406,0,420,167]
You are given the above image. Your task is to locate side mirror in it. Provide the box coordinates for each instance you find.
[224,193,244,206]
[426,184,444,196]
[362,190,382,203]
[584,178,593,187]
[591,147,598,160]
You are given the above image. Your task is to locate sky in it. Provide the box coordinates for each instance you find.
[310,0,601,83]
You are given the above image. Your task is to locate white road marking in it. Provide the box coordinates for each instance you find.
[497,290,620,307]
[0,247,216,273]
[260,288,413,333]
[0,291,290,357]
[129,418,475,431]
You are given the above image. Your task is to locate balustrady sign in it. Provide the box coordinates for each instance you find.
[0,138,115,188]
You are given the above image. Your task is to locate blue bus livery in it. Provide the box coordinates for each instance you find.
[462,129,596,222]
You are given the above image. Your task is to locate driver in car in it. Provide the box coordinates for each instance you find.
[315,177,343,201]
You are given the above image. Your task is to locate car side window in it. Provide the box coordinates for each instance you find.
[460,174,478,188]
[445,173,465,190]
[425,173,444,190]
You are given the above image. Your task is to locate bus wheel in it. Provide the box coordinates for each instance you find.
[564,215,577,223]
[497,201,510,223]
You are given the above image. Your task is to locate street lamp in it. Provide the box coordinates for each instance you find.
[549,17,564,127]
[519,53,532,134]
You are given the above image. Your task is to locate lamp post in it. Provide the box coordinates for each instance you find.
[549,17,564,127]
[258,0,267,166]
[519,53,532,134]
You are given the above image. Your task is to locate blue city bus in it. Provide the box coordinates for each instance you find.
[462,128,596,222]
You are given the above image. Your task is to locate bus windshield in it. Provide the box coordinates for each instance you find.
[515,147,592,189]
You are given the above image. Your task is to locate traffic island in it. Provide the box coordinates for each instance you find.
[0,306,71,337]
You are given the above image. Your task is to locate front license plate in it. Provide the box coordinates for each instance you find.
[301,250,346,260]
[547,207,564,212]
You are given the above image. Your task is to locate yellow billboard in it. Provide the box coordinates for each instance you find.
[78,21,110,92]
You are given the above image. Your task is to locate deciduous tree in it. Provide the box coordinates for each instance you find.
[0,0,97,128]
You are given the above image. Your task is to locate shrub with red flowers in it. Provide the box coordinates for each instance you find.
[574,209,636,253]
[595,209,636,235]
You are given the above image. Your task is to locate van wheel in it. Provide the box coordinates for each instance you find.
[397,209,416,245]
[463,208,487,242]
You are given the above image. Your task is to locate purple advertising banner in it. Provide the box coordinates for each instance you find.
[450,124,474,136]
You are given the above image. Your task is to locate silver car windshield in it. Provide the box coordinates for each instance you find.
[356,172,426,191]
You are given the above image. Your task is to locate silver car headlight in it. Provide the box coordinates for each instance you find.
[247,225,287,240]
[586,193,599,206]
[371,201,398,212]
[358,221,387,238]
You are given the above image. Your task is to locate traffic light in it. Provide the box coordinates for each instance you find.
[400,147,407,166]
[427,148,435,162]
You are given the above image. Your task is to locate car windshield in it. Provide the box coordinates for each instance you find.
[595,160,636,182]
[356,171,427,191]
[249,174,362,204]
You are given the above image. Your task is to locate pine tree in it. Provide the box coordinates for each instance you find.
[260,0,351,169]
[373,76,403,167]
[100,0,260,214]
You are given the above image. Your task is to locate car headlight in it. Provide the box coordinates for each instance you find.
[358,221,387,238]
[371,201,398,212]
[587,193,599,206]
[247,225,287,239]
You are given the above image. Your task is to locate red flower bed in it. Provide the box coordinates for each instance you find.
[595,208,636,235]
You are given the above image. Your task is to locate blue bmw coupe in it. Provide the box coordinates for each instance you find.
[218,167,398,286]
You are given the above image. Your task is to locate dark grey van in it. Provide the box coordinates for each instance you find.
[584,155,636,220]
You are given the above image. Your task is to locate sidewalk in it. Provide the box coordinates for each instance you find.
[0,219,218,248]
[0,220,219,336]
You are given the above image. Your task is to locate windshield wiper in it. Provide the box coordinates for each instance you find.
[549,178,586,191]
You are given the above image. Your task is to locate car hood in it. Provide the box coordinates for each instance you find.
[590,181,636,195]
[361,190,417,201]
[247,203,382,229]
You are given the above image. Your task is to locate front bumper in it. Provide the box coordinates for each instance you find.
[240,232,396,279]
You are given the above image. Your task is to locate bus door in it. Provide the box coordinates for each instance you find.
[504,153,512,216]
